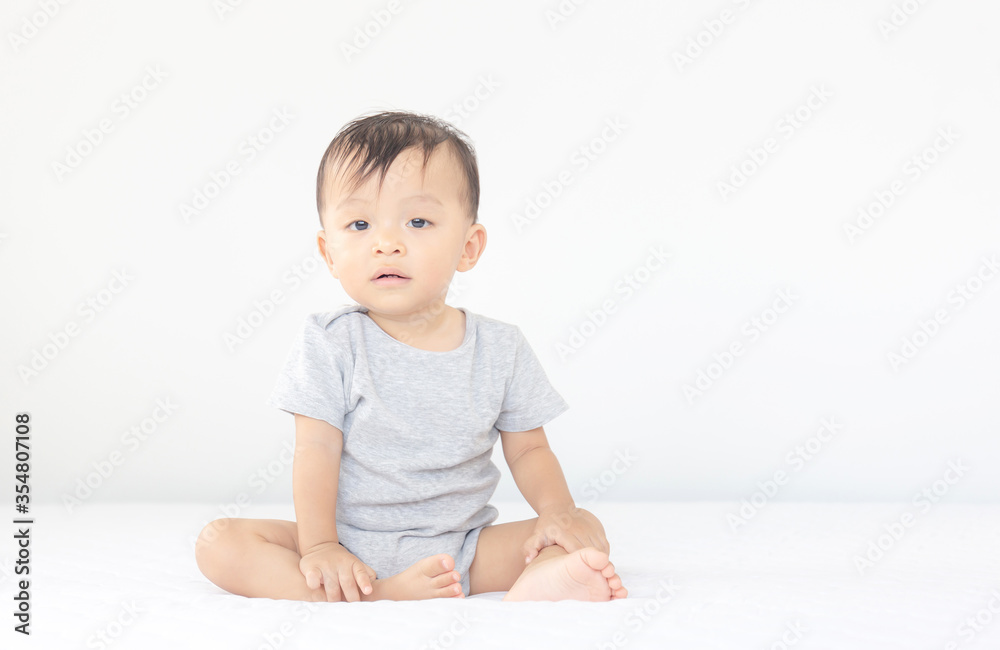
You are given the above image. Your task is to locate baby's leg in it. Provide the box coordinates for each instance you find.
[467,518,628,601]
[195,518,330,601]
[195,518,463,601]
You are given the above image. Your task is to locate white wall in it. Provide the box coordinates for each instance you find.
[2,0,997,512]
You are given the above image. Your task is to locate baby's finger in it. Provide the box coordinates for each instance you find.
[322,569,343,603]
[304,567,322,590]
[354,563,374,596]
[557,533,585,555]
[339,570,362,603]
[522,533,546,563]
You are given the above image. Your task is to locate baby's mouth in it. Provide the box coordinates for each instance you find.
[372,271,411,285]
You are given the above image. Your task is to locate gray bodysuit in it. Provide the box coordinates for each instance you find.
[267,303,569,596]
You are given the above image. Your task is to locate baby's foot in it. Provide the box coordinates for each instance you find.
[503,547,628,602]
[364,553,465,601]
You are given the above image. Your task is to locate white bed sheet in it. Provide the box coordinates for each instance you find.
[3,500,998,649]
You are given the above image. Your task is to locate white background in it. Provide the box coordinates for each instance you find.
[2,0,998,511]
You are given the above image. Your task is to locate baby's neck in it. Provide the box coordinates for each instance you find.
[366,305,466,352]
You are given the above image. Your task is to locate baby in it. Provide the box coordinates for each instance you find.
[195,110,627,603]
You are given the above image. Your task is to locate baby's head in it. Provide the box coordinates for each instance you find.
[315,110,487,319]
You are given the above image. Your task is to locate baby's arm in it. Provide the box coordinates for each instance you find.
[292,413,375,601]
[500,426,611,563]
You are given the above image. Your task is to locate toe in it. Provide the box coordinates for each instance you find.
[608,575,622,590]
[436,582,464,598]
[421,554,455,576]
[431,571,462,588]
[578,547,611,572]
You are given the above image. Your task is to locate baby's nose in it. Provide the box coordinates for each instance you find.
[371,222,405,255]
[373,237,403,255]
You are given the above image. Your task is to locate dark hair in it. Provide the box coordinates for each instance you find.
[316,110,480,225]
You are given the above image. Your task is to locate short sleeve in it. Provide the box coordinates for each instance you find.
[266,314,350,431]
[494,327,569,432]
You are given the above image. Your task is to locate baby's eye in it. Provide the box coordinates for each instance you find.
[348,220,369,231]
[408,218,430,229]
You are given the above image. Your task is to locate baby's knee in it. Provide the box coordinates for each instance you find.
[195,518,242,562]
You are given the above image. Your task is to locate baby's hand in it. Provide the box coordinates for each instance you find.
[523,507,611,564]
[299,541,376,602]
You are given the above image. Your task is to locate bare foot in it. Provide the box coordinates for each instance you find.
[502,547,628,602]
[362,553,465,601]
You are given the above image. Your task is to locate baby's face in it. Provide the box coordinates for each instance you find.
[317,145,485,319]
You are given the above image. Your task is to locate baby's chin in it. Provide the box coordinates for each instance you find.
[353,297,454,320]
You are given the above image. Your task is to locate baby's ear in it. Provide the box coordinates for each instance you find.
[316,230,339,278]
[458,223,487,271]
